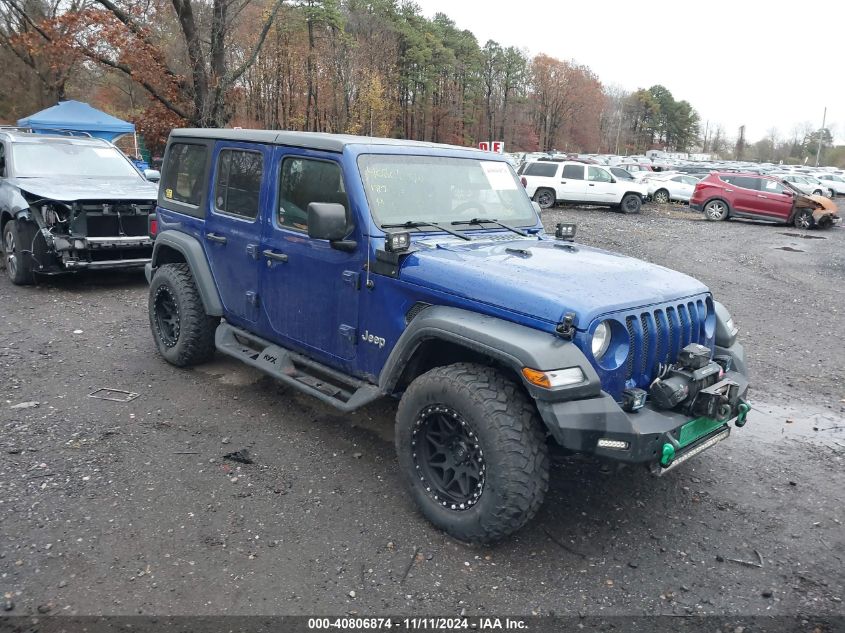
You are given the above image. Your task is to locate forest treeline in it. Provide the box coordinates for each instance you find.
[0,0,746,157]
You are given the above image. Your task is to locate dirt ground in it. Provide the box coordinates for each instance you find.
[0,201,843,624]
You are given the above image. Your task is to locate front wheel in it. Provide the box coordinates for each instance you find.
[533,188,555,210]
[620,193,642,214]
[652,189,670,204]
[396,363,549,544]
[703,199,729,221]
[3,219,36,285]
[148,263,219,366]
[793,208,815,230]
[812,189,823,197]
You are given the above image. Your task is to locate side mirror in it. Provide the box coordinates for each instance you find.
[144,169,161,182]
[307,202,353,248]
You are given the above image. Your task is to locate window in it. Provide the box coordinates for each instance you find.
[214,150,263,219]
[279,157,347,232]
[0,143,6,178]
[762,180,786,193]
[562,164,585,180]
[162,143,208,206]
[587,166,612,182]
[671,176,685,183]
[524,162,558,177]
[720,175,759,190]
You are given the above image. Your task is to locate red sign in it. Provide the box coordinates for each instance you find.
[478,141,504,153]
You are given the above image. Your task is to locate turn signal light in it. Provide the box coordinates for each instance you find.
[522,366,585,389]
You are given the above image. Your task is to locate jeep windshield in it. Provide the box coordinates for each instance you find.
[12,142,142,179]
[358,154,537,230]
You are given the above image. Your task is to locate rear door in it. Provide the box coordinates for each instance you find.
[670,175,697,201]
[558,164,587,201]
[203,143,268,325]
[719,175,759,213]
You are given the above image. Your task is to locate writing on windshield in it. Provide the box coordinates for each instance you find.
[358,154,536,228]
[12,142,141,179]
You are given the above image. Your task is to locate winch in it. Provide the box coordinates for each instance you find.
[649,343,743,421]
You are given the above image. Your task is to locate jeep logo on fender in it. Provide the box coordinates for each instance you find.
[361,330,386,348]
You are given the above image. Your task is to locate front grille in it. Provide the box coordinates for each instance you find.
[620,296,713,388]
[86,214,148,237]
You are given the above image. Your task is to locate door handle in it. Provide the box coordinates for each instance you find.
[262,249,288,262]
[588,183,595,186]
[757,195,767,198]
[724,189,733,193]
[560,180,567,184]
[205,232,227,244]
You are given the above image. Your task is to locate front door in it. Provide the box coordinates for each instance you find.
[584,165,616,202]
[258,150,361,364]
[203,143,268,325]
[755,178,795,220]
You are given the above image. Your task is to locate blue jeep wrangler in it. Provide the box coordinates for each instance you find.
[147,129,750,543]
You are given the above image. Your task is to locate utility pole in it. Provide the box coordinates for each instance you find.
[815,106,827,167]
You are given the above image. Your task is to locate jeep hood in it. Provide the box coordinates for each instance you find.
[399,237,709,326]
[14,176,158,202]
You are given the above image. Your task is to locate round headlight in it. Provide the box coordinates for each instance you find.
[592,321,611,359]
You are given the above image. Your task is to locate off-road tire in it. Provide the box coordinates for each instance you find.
[793,208,816,230]
[396,363,549,544]
[3,219,36,285]
[653,189,670,204]
[533,188,555,210]
[148,263,219,367]
[620,193,642,214]
[703,199,729,221]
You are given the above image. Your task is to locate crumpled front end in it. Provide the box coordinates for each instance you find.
[24,197,154,272]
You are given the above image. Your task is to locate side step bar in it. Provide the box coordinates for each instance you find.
[215,322,383,412]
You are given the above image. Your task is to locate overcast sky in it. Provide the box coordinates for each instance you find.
[413,0,843,145]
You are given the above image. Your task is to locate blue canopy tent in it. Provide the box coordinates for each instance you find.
[18,100,134,142]
[17,100,148,168]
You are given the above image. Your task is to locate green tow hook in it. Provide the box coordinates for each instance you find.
[735,401,750,427]
[660,443,676,468]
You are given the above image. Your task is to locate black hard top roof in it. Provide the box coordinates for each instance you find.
[169,128,476,153]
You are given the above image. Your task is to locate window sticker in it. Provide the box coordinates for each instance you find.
[480,161,517,190]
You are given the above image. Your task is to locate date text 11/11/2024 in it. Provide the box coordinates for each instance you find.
[307,617,528,630]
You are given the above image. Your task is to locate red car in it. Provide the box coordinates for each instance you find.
[690,172,841,229]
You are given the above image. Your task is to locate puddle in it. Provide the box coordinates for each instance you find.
[194,358,265,386]
[775,246,805,252]
[779,232,827,240]
[742,400,845,450]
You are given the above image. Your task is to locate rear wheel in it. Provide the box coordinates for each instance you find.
[813,189,823,196]
[793,208,815,230]
[3,219,36,285]
[533,188,555,210]
[620,193,642,214]
[652,189,670,204]
[148,263,219,366]
[703,199,729,221]
[396,363,549,544]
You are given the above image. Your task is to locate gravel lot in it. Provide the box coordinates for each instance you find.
[0,202,843,623]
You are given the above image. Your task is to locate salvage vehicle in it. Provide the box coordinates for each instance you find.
[646,172,700,203]
[691,172,841,229]
[520,160,648,212]
[0,129,158,285]
[147,129,751,543]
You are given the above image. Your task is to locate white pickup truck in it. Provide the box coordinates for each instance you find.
[521,160,649,214]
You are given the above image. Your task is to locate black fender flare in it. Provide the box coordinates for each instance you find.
[379,306,602,401]
[149,230,224,316]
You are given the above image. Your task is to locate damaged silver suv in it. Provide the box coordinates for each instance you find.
[0,129,158,285]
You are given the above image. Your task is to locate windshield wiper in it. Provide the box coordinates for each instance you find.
[451,218,528,237]
[381,220,470,241]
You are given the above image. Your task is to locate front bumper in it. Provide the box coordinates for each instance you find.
[535,369,749,466]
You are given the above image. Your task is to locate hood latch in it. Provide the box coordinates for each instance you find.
[555,312,577,340]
